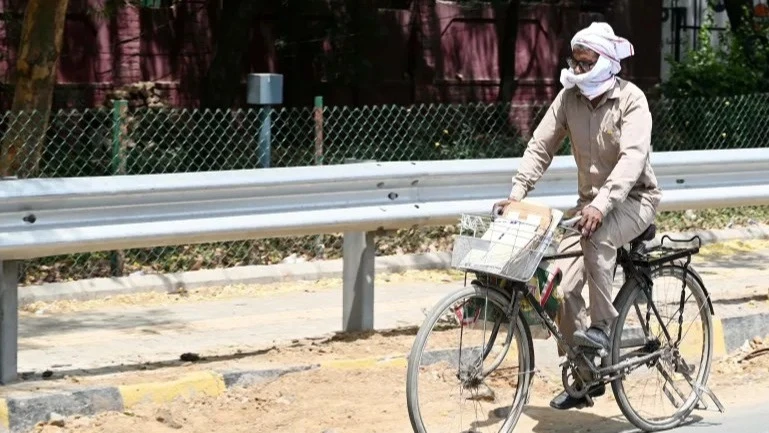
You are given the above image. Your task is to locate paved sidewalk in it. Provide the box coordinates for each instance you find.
[17,245,769,377]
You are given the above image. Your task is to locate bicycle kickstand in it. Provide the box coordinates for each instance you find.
[663,363,725,413]
[693,382,725,413]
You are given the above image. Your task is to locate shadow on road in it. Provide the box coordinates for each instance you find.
[17,345,278,384]
[523,405,633,432]
[521,405,707,433]
[323,326,420,343]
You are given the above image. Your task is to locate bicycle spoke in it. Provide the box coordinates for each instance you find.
[675,301,708,349]
[611,263,713,431]
[407,286,532,433]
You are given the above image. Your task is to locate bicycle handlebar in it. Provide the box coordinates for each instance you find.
[559,215,582,228]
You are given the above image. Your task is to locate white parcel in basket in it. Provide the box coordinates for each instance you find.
[453,200,564,281]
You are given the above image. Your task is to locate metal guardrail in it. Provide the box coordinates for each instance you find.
[0,148,769,383]
[2,148,769,259]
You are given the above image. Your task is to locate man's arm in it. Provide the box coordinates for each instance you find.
[589,92,652,216]
[509,90,569,201]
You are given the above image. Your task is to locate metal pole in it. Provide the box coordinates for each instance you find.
[0,260,19,384]
[342,231,376,332]
[314,95,324,166]
[257,107,272,169]
[247,74,283,169]
[314,96,325,258]
[110,100,127,277]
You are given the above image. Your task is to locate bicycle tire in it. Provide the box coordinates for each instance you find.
[611,263,713,432]
[406,284,534,433]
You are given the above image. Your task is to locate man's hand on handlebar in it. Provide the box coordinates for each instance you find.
[491,199,603,238]
[578,205,603,238]
[492,198,517,217]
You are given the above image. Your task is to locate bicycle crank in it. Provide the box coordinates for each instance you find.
[561,363,591,400]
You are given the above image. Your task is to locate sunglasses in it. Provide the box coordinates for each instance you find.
[566,58,596,72]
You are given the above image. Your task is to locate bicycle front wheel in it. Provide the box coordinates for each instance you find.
[406,284,534,433]
[611,263,713,431]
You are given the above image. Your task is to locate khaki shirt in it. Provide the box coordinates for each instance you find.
[510,78,662,216]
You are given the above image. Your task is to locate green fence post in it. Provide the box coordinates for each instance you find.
[314,96,324,258]
[110,100,127,277]
[111,100,127,175]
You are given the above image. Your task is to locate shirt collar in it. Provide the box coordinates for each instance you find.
[605,78,623,100]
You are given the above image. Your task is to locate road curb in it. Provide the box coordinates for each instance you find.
[0,365,318,433]
[18,252,452,307]
[18,224,769,307]
[3,309,768,432]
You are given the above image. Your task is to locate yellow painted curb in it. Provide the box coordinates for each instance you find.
[118,371,227,409]
[711,317,727,358]
[652,316,726,359]
[0,398,9,430]
[379,358,408,368]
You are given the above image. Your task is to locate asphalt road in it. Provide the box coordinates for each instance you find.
[619,403,769,433]
[515,400,769,433]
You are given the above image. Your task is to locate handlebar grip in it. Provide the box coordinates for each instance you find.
[560,215,582,228]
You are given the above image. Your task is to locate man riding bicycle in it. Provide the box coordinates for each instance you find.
[495,22,662,410]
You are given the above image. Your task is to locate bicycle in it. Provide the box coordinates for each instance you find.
[406,201,724,433]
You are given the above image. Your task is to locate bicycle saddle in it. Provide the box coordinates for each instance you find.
[631,223,656,244]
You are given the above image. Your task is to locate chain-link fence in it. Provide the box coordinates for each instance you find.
[2,92,769,285]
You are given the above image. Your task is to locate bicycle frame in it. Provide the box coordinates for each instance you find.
[469,233,705,384]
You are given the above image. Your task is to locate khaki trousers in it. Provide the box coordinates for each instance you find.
[553,196,657,352]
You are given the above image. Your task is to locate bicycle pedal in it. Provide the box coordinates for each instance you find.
[675,361,695,375]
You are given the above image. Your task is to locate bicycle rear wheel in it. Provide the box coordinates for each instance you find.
[406,284,534,433]
[611,263,713,431]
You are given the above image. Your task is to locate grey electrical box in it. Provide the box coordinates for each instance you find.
[247,73,284,105]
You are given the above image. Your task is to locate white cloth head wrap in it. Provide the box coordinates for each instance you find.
[560,22,635,100]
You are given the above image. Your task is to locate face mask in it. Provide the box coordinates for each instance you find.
[559,56,615,100]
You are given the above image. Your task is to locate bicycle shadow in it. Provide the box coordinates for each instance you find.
[520,405,706,433]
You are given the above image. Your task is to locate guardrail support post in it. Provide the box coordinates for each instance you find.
[343,231,376,332]
[0,260,18,384]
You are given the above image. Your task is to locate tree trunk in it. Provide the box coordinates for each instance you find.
[724,0,760,65]
[0,0,70,178]
[724,0,754,36]
[497,0,520,102]
[199,0,260,109]
[192,0,259,171]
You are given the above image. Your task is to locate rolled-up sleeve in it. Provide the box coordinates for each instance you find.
[589,92,652,216]
[510,89,568,200]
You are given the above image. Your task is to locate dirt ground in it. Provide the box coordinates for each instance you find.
[20,239,769,432]
[28,327,769,433]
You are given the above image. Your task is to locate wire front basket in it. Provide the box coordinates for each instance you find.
[450,213,557,282]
